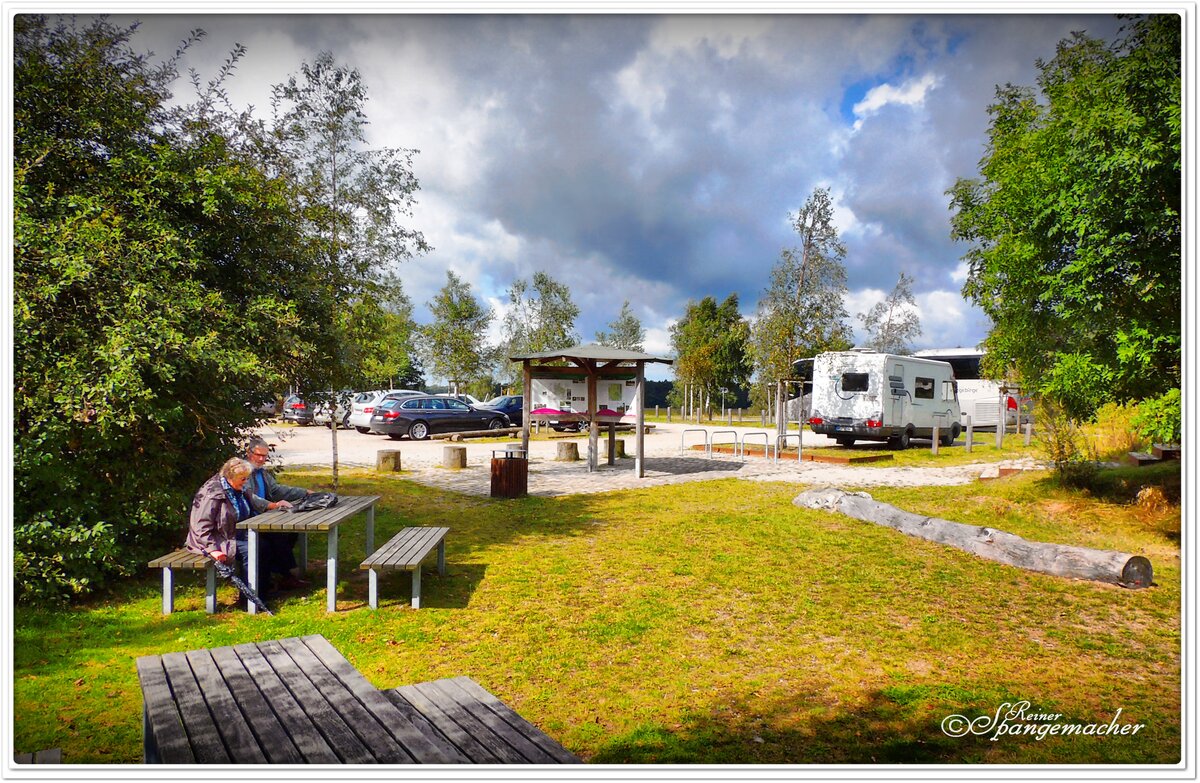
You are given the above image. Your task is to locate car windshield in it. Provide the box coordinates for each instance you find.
[484,396,510,406]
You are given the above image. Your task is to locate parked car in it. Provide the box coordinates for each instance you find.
[281,394,315,426]
[439,393,484,407]
[478,394,523,427]
[348,389,422,433]
[369,395,512,440]
[313,391,354,429]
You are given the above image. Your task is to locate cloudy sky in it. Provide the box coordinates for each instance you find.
[95,8,1126,382]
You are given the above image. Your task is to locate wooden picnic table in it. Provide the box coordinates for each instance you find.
[136,634,579,764]
[236,495,380,613]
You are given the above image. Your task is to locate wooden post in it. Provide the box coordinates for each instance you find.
[931,425,940,456]
[443,445,466,469]
[587,367,598,472]
[965,415,973,453]
[667,405,672,423]
[1024,422,1033,446]
[635,362,646,478]
[376,450,402,472]
[996,394,1004,449]
[522,362,532,454]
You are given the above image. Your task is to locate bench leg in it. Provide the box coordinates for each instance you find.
[247,531,259,615]
[298,532,308,577]
[437,540,446,575]
[327,527,338,613]
[368,568,378,610]
[411,567,421,609]
[162,568,174,615]
[144,704,159,763]
[205,565,217,614]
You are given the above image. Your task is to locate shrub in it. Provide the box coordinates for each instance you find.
[1038,398,1101,489]
[1131,388,1182,446]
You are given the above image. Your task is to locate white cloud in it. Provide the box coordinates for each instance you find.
[950,261,970,286]
[852,72,943,131]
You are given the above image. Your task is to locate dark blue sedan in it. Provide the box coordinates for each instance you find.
[479,395,523,427]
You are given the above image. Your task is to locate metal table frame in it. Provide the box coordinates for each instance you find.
[237,495,380,613]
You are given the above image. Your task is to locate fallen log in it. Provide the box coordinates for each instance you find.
[793,488,1153,589]
[433,427,521,441]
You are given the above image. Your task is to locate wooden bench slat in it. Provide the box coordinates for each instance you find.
[136,657,196,763]
[449,676,580,763]
[228,642,343,763]
[160,652,231,763]
[183,649,269,763]
[300,636,467,763]
[362,527,449,571]
[417,679,558,763]
[395,682,527,763]
[148,549,211,569]
[207,646,306,764]
[382,688,498,763]
[247,639,380,764]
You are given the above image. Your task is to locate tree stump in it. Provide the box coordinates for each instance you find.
[443,445,467,469]
[376,450,402,472]
[793,488,1153,589]
[556,441,580,461]
[604,439,626,460]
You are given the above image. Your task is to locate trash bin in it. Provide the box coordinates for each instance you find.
[490,448,528,499]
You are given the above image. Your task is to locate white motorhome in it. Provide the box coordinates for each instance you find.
[808,350,962,448]
[912,348,1027,429]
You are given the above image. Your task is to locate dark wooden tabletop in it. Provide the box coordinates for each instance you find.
[137,634,468,763]
[235,494,380,533]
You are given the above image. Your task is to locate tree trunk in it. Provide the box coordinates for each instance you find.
[792,488,1153,589]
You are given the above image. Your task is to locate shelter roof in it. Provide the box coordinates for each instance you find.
[509,343,673,365]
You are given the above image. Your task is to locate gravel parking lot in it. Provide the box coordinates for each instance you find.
[255,420,1041,496]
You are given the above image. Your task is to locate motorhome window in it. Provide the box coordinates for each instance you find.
[841,373,869,392]
[942,380,958,402]
[915,377,935,399]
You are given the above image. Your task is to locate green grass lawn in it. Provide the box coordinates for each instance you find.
[13,465,1180,765]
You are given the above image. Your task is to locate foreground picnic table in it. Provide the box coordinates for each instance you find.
[136,634,579,764]
[237,495,380,613]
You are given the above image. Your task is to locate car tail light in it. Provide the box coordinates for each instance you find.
[1007,396,1018,410]
[291,402,306,410]
[383,410,401,420]
[866,417,883,428]
[364,406,374,414]
[808,417,823,426]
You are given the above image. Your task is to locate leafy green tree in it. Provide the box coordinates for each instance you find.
[271,51,429,487]
[13,16,330,600]
[346,275,424,389]
[669,295,752,411]
[421,271,495,393]
[499,271,580,382]
[595,300,646,351]
[750,188,854,411]
[948,14,1180,421]
[858,272,922,354]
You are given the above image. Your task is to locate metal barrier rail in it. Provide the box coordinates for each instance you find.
[740,431,774,462]
[775,433,802,465]
[710,430,739,460]
[680,428,711,458]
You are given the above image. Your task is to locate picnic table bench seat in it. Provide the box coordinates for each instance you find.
[14,748,62,764]
[137,634,579,764]
[382,677,579,764]
[149,549,217,615]
[360,526,449,609]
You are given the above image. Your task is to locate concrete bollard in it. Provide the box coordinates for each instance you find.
[1024,422,1033,446]
[931,425,940,456]
[965,416,973,453]
[443,445,467,469]
[377,450,402,472]
[556,441,580,461]
[667,406,672,423]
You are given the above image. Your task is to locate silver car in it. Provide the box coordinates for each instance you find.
[349,389,422,433]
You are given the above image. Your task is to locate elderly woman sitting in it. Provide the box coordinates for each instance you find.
[186,457,292,597]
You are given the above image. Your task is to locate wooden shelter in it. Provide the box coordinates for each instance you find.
[510,344,673,476]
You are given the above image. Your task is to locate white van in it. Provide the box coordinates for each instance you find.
[808,350,962,448]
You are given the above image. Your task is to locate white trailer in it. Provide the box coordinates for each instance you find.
[912,348,1028,429]
[808,350,962,448]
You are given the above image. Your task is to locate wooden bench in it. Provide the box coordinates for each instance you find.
[382,677,579,763]
[148,549,216,615]
[360,527,449,609]
[14,748,61,764]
